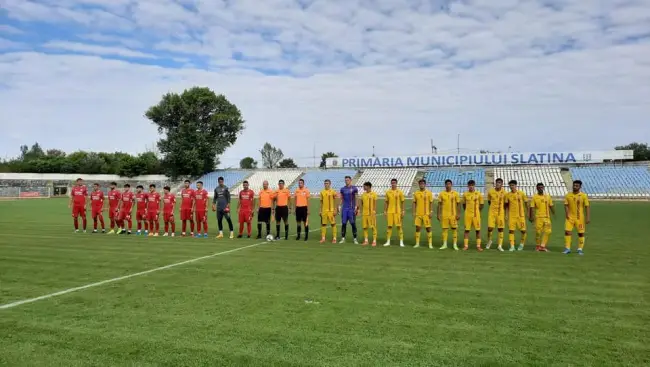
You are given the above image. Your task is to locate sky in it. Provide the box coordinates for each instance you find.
[1,0,649,168]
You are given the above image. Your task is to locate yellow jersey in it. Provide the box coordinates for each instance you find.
[320,189,337,213]
[385,189,405,214]
[361,191,378,216]
[530,193,553,218]
[564,192,589,220]
[505,190,528,218]
[487,188,507,215]
[413,189,433,216]
[463,191,484,218]
[438,190,460,217]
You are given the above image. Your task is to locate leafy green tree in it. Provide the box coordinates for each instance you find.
[137,152,162,175]
[278,158,298,168]
[46,149,66,158]
[320,152,337,168]
[240,157,258,169]
[260,143,284,169]
[615,142,650,161]
[145,86,245,179]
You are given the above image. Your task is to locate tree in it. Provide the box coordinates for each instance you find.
[319,152,337,168]
[145,86,245,179]
[278,158,298,168]
[46,149,66,158]
[615,142,650,161]
[260,143,284,169]
[240,157,258,169]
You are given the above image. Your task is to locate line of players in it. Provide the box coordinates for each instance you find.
[69,175,591,254]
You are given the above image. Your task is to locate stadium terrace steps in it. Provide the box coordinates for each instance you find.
[191,171,251,193]
[423,168,486,195]
[355,168,418,196]
[232,170,303,195]
[561,169,574,192]
[290,169,357,193]
[493,166,566,197]
[569,166,650,198]
[410,170,426,194]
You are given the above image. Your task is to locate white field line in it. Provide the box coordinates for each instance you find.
[0,209,400,310]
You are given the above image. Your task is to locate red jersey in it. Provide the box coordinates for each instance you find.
[108,189,121,209]
[180,188,195,209]
[239,189,254,211]
[147,192,161,212]
[120,191,135,212]
[71,185,88,206]
[163,193,176,213]
[90,190,104,209]
[194,189,209,211]
[135,192,148,212]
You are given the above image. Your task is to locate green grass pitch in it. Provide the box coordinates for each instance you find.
[1,198,649,366]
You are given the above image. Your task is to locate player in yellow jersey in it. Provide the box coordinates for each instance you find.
[437,179,461,250]
[462,180,484,251]
[412,179,434,249]
[529,183,554,252]
[359,181,378,246]
[563,180,590,255]
[486,178,507,251]
[383,178,405,247]
[319,179,338,243]
[505,180,528,251]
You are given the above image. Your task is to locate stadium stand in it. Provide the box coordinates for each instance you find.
[231,170,303,194]
[290,169,357,193]
[493,167,567,197]
[423,168,486,194]
[570,166,650,198]
[191,170,250,192]
[355,168,418,196]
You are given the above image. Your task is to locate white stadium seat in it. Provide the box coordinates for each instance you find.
[231,170,303,195]
[355,168,418,196]
[493,166,567,197]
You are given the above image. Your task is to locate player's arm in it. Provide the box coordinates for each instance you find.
[400,191,405,216]
[479,194,484,212]
[212,189,218,211]
[412,194,416,215]
[319,194,323,216]
[436,198,441,221]
[528,200,534,222]
[456,195,461,220]
[585,196,591,224]
[563,196,570,220]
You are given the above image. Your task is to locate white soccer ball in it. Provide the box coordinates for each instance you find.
[266,234,275,242]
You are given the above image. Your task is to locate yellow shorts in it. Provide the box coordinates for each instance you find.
[362,215,376,229]
[387,213,402,227]
[464,216,481,231]
[321,212,336,225]
[441,216,458,230]
[508,217,527,231]
[488,212,505,229]
[565,218,585,234]
[414,215,431,228]
[535,217,552,234]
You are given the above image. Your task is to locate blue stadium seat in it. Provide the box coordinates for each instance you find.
[570,166,650,198]
[423,168,485,194]
[290,170,357,193]
[192,171,251,192]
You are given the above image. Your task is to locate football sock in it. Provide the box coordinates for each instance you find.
[498,231,504,246]
[171,222,175,232]
[542,232,550,247]
[149,221,155,233]
[304,225,308,239]
[165,222,169,232]
[398,227,404,241]
[284,224,289,239]
[203,220,208,233]
[247,222,252,236]
[463,238,469,247]
[509,233,515,246]
[144,222,148,231]
[476,235,482,247]
[386,227,393,240]
[93,218,98,230]
[332,225,337,239]
[99,215,104,229]
[321,226,326,238]
[218,218,223,231]
[363,229,368,240]
[182,221,187,233]
[373,229,377,242]
[452,229,458,244]
[110,219,115,229]
[578,236,585,249]
[442,229,448,243]
[427,231,433,245]
[226,216,233,231]
[276,224,280,237]
[487,229,493,242]
[257,223,262,236]
[127,219,132,230]
[189,220,194,233]
[239,222,244,235]
[351,222,357,238]
[521,231,527,244]
[415,231,421,244]
[265,222,271,235]
[564,235,571,248]
[196,221,202,234]
[82,217,87,230]
[341,224,347,238]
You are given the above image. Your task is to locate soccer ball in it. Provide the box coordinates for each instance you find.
[266,234,275,242]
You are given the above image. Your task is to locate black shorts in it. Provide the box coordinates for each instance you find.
[295,206,308,222]
[258,208,272,223]
[275,206,289,222]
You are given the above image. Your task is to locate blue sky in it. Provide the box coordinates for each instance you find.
[1,0,649,167]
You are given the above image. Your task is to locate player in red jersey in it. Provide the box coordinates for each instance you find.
[193,181,209,238]
[147,184,162,236]
[90,183,106,233]
[180,180,195,236]
[238,180,255,238]
[106,181,121,234]
[68,178,88,233]
[162,186,176,237]
[116,183,135,235]
[134,185,149,235]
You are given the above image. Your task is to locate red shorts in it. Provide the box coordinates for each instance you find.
[136,211,146,221]
[180,208,193,221]
[72,205,86,218]
[163,212,175,222]
[239,210,252,223]
[109,207,118,219]
[195,210,207,223]
[147,211,159,221]
[91,207,103,217]
[119,210,131,221]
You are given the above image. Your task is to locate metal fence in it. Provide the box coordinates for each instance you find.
[0,187,52,198]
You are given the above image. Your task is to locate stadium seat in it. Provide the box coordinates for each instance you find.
[570,166,650,198]
[231,170,303,194]
[290,170,357,193]
[192,171,251,192]
[355,169,418,196]
[492,167,566,197]
[423,168,486,195]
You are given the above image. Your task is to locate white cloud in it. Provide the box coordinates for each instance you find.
[0,0,649,167]
[0,25,24,34]
[43,41,156,59]
[0,37,23,49]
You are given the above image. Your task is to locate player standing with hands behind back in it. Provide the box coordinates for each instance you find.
[212,177,234,239]
[180,180,195,237]
[69,178,88,233]
[563,180,590,255]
